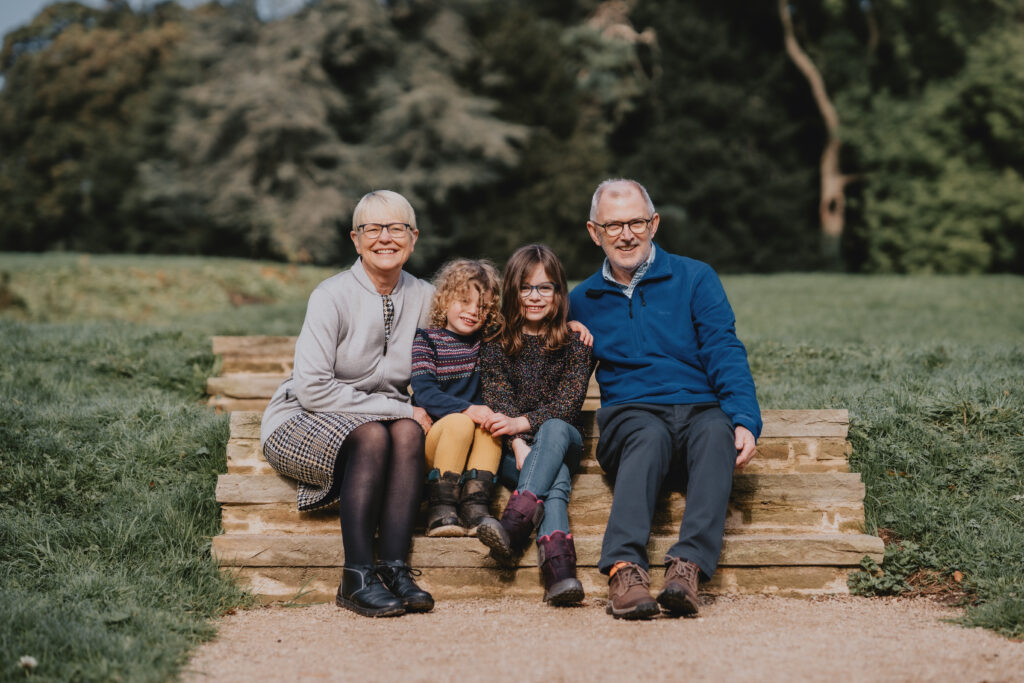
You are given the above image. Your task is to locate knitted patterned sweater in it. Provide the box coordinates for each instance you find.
[410,328,482,420]
[480,331,592,446]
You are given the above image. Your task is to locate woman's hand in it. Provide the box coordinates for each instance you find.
[511,437,531,471]
[462,404,494,425]
[484,412,530,437]
[412,407,433,434]
[568,320,594,347]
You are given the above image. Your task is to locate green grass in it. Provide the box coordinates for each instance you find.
[724,274,1024,637]
[1,257,1023,680]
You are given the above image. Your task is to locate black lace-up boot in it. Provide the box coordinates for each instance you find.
[376,560,434,612]
[336,565,405,617]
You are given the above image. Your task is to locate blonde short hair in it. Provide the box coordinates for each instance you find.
[352,190,417,232]
[428,259,503,335]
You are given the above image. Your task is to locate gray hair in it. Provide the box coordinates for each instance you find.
[352,190,417,232]
[589,178,656,222]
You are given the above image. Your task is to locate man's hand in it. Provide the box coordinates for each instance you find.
[412,407,433,434]
[568,320,594,347]
[511,437,531,471]
[734,425,756,469]
[484,412,529,437]
[462,404,494,425]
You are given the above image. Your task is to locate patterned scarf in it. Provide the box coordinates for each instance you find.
[382,294,394,355]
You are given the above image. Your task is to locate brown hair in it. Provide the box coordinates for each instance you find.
[494,244,570,357]
[428,259,502,336]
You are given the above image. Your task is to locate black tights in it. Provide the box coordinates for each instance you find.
[336,419,425,566]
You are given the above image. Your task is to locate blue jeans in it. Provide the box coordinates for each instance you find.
[497,419,583,538]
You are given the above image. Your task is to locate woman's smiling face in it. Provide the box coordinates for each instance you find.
[350,207,418,279]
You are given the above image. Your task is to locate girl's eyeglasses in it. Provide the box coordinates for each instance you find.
[519,282,557,298]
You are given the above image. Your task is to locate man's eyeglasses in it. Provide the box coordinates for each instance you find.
[519,282,557,298]
[591,217,652,237]
[357,223,412,239]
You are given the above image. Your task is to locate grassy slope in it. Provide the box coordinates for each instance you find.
[0,257,1022,680]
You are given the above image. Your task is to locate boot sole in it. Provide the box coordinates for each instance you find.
[335,595,405,618]
[605,601,661,620]
[425,524,466,538]
[656,587,699,616]
[402,597,435,612]
[545,578,584,606]
[476,520,517,567]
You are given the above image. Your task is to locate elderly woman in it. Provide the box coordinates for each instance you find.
[260,190,436,618]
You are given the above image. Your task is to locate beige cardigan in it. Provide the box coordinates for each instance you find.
[260,259,435,445]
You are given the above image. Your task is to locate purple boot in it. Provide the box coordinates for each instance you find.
[537,530,584,605]
[476,490,544,567]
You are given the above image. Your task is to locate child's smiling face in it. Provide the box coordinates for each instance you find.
[519,263,556,334]
[445,286,486,336]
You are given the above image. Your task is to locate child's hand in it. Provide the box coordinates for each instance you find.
[484,412,529,436]
[511,438,531,471]
[462,404,493,425]
[412,407,433,434]
[568,320,594,347]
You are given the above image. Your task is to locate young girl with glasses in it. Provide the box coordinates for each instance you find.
[411,259,505,538]
[476,244,593,606]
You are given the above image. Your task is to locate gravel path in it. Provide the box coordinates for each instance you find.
[184,595,1024,682]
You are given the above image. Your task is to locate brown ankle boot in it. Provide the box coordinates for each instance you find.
[424,470,465,537]
[657,556,701,616]
[606,562,659,620]
[458,469,496,536]
[476,490,544,567]
[537,531,584,605]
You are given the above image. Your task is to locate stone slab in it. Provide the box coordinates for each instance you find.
[216,472,868,507]
[212,533,884,569]
[224,565,854,603]
[226,410,849,441]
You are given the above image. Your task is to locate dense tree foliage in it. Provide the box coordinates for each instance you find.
[1,0,1021,275]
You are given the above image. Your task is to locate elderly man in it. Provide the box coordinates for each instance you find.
[568,179,761,619]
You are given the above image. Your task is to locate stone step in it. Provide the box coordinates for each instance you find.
[227,409,851,440]
[212,533,884,569]
[216,472,868,536]
[225,436,851,476]
[223,410,853,476]
[224,565,858,602]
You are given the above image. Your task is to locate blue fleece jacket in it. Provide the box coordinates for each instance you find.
[569,245,762,439]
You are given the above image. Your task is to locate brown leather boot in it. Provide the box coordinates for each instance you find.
[606,562,660,620]
[424,470,465,537]
[537,531,584,606]
[476,490,544,567]
[657,556,701,616]
[458,469,496,537]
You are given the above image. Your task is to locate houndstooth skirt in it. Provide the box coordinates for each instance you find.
[263,410,396,511]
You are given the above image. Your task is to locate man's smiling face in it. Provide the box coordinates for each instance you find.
[587,183,659,284]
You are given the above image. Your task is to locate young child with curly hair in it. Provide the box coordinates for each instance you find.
[412,259,504,537]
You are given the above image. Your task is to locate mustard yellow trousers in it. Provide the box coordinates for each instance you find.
[425,413,501,474]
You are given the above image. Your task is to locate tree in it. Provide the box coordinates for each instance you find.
[0,2,184,252]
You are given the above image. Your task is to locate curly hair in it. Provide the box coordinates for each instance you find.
[494,244,570,357]
[428,259,503,335]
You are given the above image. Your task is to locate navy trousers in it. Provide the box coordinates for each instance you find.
[596,402,736,580]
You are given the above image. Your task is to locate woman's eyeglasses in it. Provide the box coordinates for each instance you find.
[357,223,412,239]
